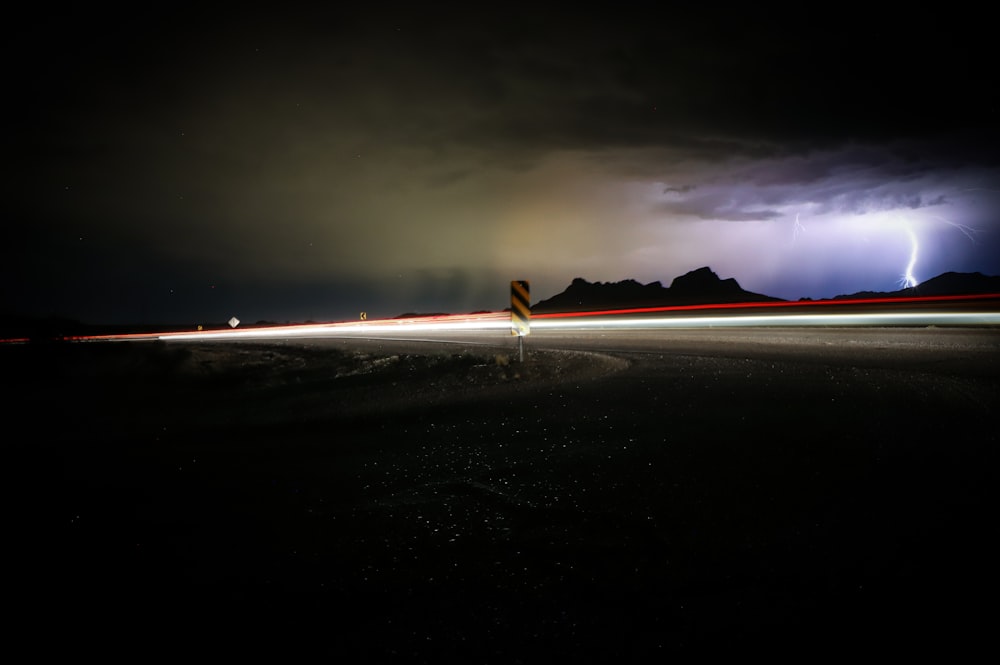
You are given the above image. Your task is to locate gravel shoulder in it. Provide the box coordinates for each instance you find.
[5,335,998,661]
[3,340,630,428]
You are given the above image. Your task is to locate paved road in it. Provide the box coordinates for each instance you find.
[8,326,999,661]
[529,325,1000,375]
[298,324,1000,378]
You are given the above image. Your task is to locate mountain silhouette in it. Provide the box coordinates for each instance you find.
[533,267,1000,313]
[531,267,783,313]
[5,269,998,340]
[830,271,1000,300]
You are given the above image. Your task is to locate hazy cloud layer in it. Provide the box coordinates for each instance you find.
[5,3,999,322]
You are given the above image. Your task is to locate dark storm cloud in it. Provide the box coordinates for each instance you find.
[5,2,999,322]
[13,3,1000,155]
[654,191,785,222]
[27,3,992,159]
[641,135,997,228]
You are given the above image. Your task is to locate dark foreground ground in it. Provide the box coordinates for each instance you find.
[6,331,999,661]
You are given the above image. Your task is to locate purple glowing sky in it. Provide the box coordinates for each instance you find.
[5,4,999,323]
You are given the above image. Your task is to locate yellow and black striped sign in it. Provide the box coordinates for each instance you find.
[510,280,530,336]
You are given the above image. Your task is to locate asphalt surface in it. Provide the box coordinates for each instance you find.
[7,326,999,661]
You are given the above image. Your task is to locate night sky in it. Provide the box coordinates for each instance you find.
[6,3,999,325]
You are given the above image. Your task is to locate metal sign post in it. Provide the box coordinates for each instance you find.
[510,280,530,362]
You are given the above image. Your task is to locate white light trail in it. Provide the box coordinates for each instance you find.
[530,312,1000,329]
[148,308,1000,343]
[157,314,512,341]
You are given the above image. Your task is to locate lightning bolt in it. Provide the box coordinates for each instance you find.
[895,214,982,290]
[899,224,919,289]
[933,215,983,243]
[793,213,805,242]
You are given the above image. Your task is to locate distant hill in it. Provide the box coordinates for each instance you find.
[5,269,998,340]
[531,267,784,313]
[830,271,1000,300]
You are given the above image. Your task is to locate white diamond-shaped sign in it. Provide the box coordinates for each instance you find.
[229,317,240,328]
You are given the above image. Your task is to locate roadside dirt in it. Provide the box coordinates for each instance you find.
[4,340,633,447]
[6,336,996,662]
[189,342,627,415]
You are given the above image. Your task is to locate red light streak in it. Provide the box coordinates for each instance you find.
[3,293,997,345]
[532,293,1000,319]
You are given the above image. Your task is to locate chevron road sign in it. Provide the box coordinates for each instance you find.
[510,280,530,337]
